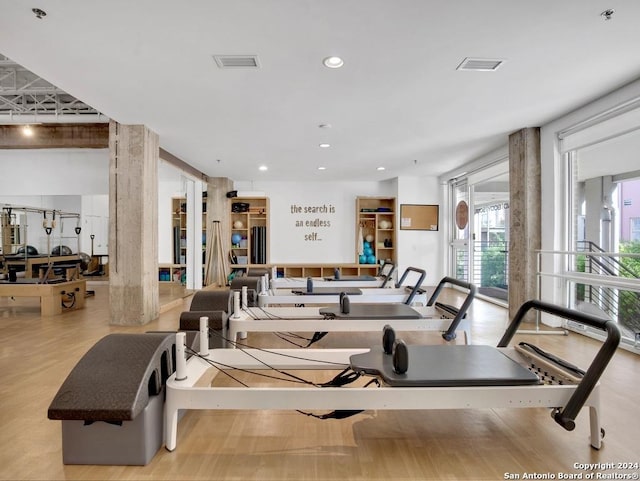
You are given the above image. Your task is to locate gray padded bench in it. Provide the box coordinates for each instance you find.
[230,276,262,306]
[179,290,232,348]
[47,332,176,465]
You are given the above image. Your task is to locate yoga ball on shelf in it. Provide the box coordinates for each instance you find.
[51,245,73,256]
[359,254,367,264]
[231,233,242,245]
[367,255,376,264]
[233,220,244,229]
[365,234,374,243]
[17,245,38,256]
[364,247,373,256]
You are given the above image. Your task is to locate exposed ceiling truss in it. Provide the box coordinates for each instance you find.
[0,54,104,122]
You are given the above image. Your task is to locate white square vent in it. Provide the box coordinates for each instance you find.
[456,57,505,72]
[213,55,260,69]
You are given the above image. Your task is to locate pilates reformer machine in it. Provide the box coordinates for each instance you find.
[1,204,83,280]
[269,262,397,289]
[259,266,429,307]
[226,276,476,346]
[165,300,620,452]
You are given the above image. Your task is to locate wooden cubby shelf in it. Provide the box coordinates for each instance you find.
[356,196,396,266]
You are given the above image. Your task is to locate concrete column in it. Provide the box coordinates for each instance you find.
[108,121,159,325]
[508,127,541,321]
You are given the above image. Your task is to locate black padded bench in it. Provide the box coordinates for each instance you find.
[47,332,177,465]
[179,290,232,348]
[230,276,262,306]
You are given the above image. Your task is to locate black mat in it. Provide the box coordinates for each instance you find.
[350,345,540,387]
[320,303,421,319]
[291,287,363,295]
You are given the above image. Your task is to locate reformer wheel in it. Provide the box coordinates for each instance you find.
[392,339,408,374]
[340,292,350,314]
[382,325,395,354]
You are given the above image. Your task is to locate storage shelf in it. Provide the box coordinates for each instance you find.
[230,197,269,269]
[356,196,396,265]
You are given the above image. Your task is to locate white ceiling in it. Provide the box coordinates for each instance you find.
[1,1,640,182]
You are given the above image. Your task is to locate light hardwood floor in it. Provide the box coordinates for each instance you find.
[0,283,638,481]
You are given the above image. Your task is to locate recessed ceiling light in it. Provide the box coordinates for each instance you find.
[377,166,385,171]
[318,123,332,129]
[323,56,344,69]
[22,125,33,137]
[318,166,326,170]
[319,143,331,148]
[258,165,268,171]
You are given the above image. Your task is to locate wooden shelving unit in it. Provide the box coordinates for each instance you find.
[158,197,187,283]
[356,196,396,266]
[159,196,208,284]
[230,197,269,273]
[273,263,379,278]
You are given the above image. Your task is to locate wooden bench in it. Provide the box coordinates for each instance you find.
[0,279,86,316]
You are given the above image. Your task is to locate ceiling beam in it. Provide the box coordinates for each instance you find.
[0,123,109,149]
[0,123,209,181]
[160,148,209,183]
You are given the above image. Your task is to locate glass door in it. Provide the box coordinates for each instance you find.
[471,174,510,303]
[449,166,510,305]
[451,179,470,282]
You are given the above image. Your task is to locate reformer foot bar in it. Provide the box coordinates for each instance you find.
[260,266,428,307]
[227,276,476,345]
[165,300,620,452]
[270,262,397,289]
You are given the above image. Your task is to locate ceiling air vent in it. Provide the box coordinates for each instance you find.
[456,57,505,72]
[213,55,260,69]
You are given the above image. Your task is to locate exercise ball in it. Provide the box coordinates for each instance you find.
[17,245,38,256]
[233,220,244,229]
[364,247,373,256]
[359,254,367,264]
[363,241,371,249]
[79,252,91,271]
[367,255,377,264]
[365,234,374,243]
[51,245,73,256]
[231,233,242,245]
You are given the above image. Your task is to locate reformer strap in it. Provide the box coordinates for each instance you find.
[297,377,380,420]
[320,367,360,387]
[518,342,585,377]
[307,331,329,347]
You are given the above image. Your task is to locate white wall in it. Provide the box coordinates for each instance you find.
[80,195,109,255]
[395,176,444,286]
[233,178,442,284]
[0,149,108,195]
[0,148,445,285]
[233,180,395,264]
[158,161,186,264]
[0,148,108,255]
